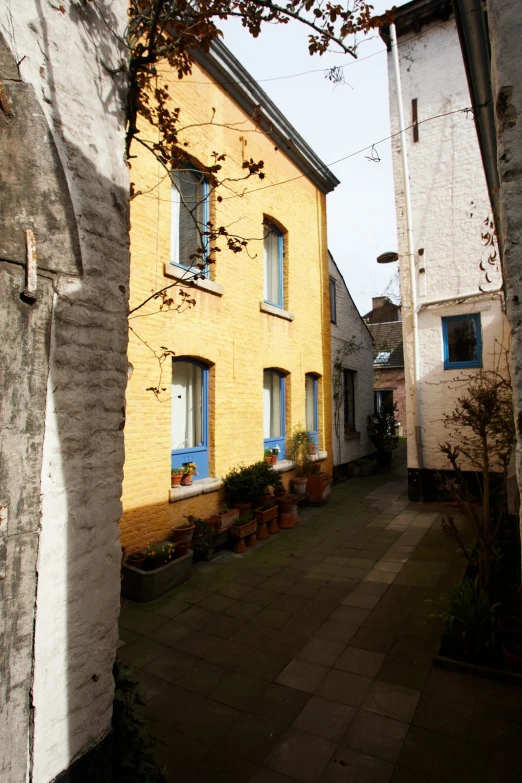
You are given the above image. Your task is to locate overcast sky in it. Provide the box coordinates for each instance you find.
[220,1,404,315]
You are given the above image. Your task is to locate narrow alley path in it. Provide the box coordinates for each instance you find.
[119,459,522,782]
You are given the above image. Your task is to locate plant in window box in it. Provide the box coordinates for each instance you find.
[180,462,198,485]
[287,425,313,496]
[367,411,399,467]
[171,516,197,543]
[171,467,183,488]
[143,541,177,570]
[229,515,258,553]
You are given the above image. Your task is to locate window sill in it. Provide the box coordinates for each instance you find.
[169,476,222,502]
[164,263,224,297]
[345,431,361,441]
[260,301,294,321]
[273,451,327,474]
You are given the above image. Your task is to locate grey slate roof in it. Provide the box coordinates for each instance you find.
[367,321,404,368]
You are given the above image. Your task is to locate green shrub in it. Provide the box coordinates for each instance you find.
[438,577,499,663]
[367,411,399,453]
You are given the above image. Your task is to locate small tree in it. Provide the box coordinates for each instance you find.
[287,424,313,476]
[367,409,399,459]
[438,367,515,595]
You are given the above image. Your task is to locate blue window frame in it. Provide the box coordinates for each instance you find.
[170,166,210,277]
[263,369,286,460]
[171,358,209,479]
[442,314,482,370]
[305,374,319,446]
[264,223,284,308]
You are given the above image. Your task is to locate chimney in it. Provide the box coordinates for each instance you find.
[372,296,387,310]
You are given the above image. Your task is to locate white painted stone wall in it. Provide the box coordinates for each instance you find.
[329,254,374,466]
[0,3,129,781]
[387,15,509,471]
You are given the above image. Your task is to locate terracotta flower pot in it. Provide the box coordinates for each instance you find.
[229,518,257,553]
[232,502,252,515]
[181,472,194,486]
[270,454,278,465]
[310,444,317,454]
[257,494,272,509]
[502,643,522,673]
[292,477,308,496]
[213,508,239,531]
[175,540,190,558]
[171,524,195,544]
[256,520,269,540]
[265,456,273,465]
[254,505,279,524]
[274,488,286,498]
[171,473,182,487]
[277,495,298,514]
[267,517,280,534]
[126,553,145,570]
[279,511,297,529]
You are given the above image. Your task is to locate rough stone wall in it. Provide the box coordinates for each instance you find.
[329,257,374,467]
[487,0,522,545]
[0,3,129,781]
[121,58,333,551]
[388,15,509,472]
[374,368,407,435]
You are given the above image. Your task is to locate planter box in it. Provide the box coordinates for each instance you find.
[306,472,331,505]
[121,550,193,602]
[213,508,239,531]
[254,505,279,524]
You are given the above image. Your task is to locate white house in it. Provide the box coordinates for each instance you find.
[381,0,510,500]
[329,252,374,478]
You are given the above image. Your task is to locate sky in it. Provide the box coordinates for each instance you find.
[220,1,404,315]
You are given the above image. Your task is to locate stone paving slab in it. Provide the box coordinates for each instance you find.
[118,455,522,783]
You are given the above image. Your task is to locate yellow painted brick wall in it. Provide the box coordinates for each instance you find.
[121,61,333,551]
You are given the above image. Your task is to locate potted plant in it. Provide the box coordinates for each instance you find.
[126,550,146,570]
[144,541,176,570]
[229,515,257,553]
[272,473,286,497]
[223,461,277,513]
[277,494,299,528]
[171,467,183,487]
[270,445,280,465]
[367,411,399,467]
[287,424,313,496]
[192,518,215,561]
[264,447,274,465]
[310,443,318,455]
[122,542,193,601]
[180,461,198,486]
[212,504,240,531]
[171,516,196,543]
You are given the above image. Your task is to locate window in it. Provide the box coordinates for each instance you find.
[264,223,283,308]
[374,389,394,415]
[374,350,392,365]
[171,167,209,275]
[329,278,337,323]
[171,358,209,478]
[442,314,482,370]
[263,369,285,459]
[305,374,318,446]
[344,369,356,433]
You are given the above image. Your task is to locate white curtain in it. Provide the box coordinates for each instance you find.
[264,227,280,305]
[305,375,315,432]
[171,361,203,449]
[263,370,281,438]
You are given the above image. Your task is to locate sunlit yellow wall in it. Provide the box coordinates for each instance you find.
[121,60,332,551]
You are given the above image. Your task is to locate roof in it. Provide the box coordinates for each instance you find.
[379,0,453,45]
[367,321,404,368]
[190,40,340,195]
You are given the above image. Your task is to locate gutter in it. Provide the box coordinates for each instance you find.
[452,0,503,259]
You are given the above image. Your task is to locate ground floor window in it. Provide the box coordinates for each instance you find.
[305,374,318,446]
[263,369,286,460]
[344,369,356,433]
[171,358,209,478]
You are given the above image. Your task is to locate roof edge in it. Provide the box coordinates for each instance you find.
[379,0,453,47]
[189,39,340,195]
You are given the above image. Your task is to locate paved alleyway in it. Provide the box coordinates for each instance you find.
[119,461,522,782]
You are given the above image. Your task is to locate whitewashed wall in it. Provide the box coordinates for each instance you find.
[329,254,374,466]
[0,3,129,781]
[388,15,509,472]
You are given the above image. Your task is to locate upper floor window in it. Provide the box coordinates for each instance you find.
[344,369,356,433]
[263,369,286,460]
[171,358,209,479]
[329,278,337,323]
[264,223,283,308]
[305,374,318,446]
[442,314,482,370]
[171,167,209,276]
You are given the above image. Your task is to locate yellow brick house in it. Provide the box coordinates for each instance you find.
[121,41,339,551]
